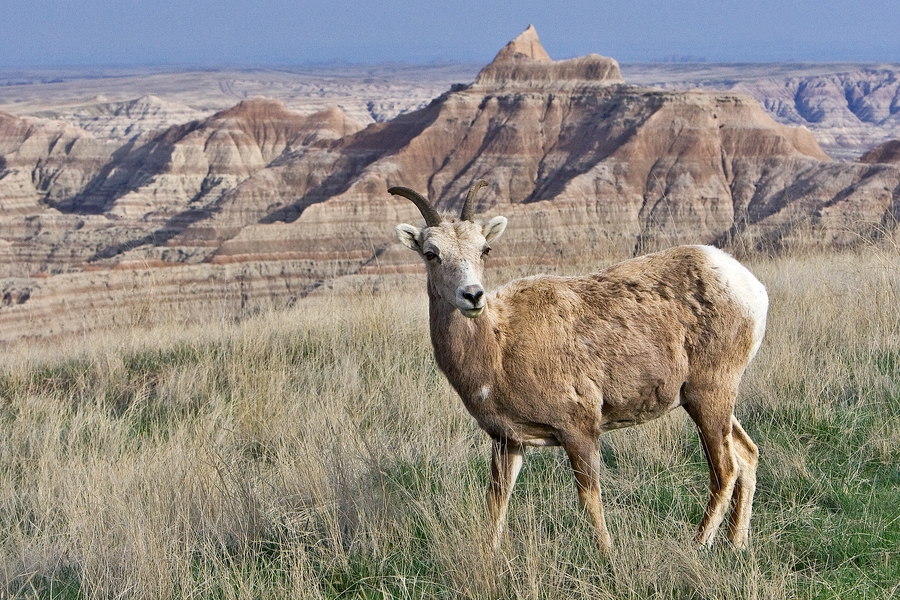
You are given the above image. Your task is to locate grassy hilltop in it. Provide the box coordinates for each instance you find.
[1,242,899,599]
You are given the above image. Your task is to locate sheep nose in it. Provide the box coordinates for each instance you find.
[461,285,484,306]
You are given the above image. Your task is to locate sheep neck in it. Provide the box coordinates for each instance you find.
[427,285,501,403]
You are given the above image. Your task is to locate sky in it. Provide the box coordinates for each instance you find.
[2,0,900,68]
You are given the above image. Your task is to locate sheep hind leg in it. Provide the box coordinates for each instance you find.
[683,393,740,548]
[726,416,759,549]
[488,439,525,550]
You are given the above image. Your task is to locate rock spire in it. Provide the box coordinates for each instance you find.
[475,25,624,87]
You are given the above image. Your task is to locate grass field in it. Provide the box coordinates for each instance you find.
[1,242,899,599]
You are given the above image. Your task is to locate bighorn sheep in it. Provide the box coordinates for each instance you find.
[390,180,766,552]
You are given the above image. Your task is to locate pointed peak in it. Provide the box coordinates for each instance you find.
[493,25,552,63]
[473,25,624,88]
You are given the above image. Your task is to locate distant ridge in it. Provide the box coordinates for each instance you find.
[34,94,206,139]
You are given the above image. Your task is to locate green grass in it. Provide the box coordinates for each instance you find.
[746,378,900,599]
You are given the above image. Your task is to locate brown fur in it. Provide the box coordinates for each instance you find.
[394,189,765,553]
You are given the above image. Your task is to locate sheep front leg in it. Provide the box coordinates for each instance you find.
[488,438,525,550]
[563,438,612,553]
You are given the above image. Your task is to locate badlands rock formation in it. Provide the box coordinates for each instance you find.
[474,25,624,88]
[203,26,896,264]
[632,65,900,159]
[2,26,899,344]
[0,99,363,278]
[35,95,207,140]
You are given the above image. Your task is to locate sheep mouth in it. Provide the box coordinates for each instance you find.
[460,306,485,318]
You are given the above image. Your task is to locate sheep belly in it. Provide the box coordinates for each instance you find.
[598,379,684,430]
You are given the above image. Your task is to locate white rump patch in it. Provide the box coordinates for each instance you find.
[697,246,769,361]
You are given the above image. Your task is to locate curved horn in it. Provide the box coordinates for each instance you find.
[388,186,442,227]
[461,179,488,222]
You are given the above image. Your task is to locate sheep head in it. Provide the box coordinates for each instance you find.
[391,181,507,318]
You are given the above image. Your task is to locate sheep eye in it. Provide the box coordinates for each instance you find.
[481,246,491,257]
[424,251,438,261]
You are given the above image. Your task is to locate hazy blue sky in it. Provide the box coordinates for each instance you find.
[2,0,899,67]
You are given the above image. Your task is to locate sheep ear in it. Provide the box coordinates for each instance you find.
[396,224,422,252]
[482,216,507,244]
